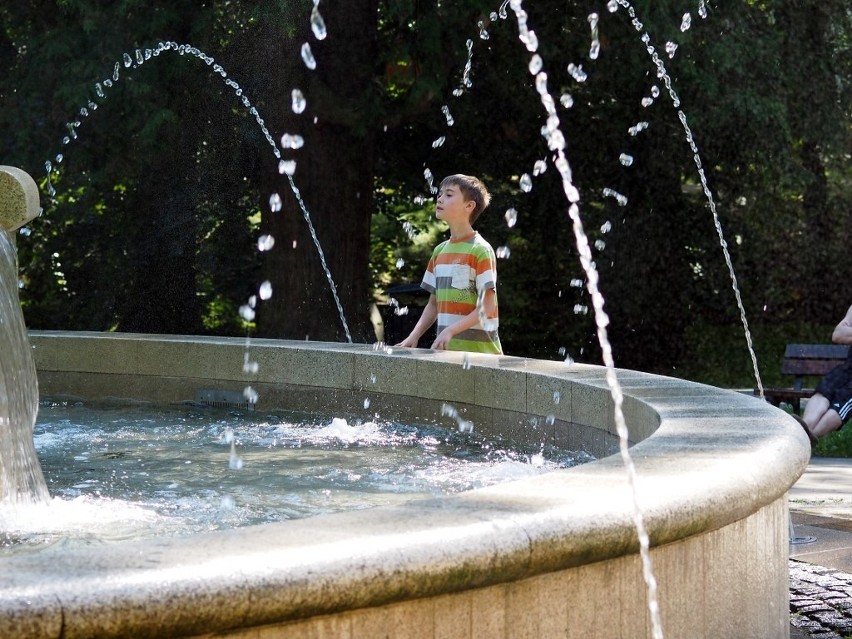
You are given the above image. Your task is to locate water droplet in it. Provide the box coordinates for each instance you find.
[259,281,273,300]
[123,52,133,68]
[601,220,612,233]
[44,160,52,173]
[528,54,543,75]
[19,227,32,237]
[628,121,649,136]
[698,1,708,19]
[545,415,555,426]
[588,13,600,60]
[291,89,306,114]
[281,133,305,149]
[594,239,606,251]
[441,105,454,126]
[553,391,561,404]
[602,188,628,206]
[496,246,511,259]
[394,306,409,316]
[641,97,654,108]
[243,386,259,404]
[570,279,584,288]
[567,63,587,82]
[589,42,600,61]
[301,42,317,70]
[55,154,64,164]
[395,258,405,269]
[533,160,547,176]
[519,173,532,192]
[135,49,144,65]
[239,305,256,321]
[95,82,105,98]
[651,85,660,98]
[665,41,678,59]
[619,153,634,166]
[258,235,275,252]
[560,93,574,109]
[363,398,371,409]
[424,168,435,193]
[278,160,297,176]
[504,208,518,228]
[462,354,472,370]
[607,0,618,12]
[478,22,489,40]
[680,13,692,32]
[269,193,282,212]
[432,136,446,148]
[311,5,327,39]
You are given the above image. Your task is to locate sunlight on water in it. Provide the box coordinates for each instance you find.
[0,402,592,555]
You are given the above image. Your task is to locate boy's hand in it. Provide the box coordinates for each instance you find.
[431,328,454,350]
[396,335,418,348]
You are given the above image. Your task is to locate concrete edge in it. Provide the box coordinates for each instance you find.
[0,330,812,638]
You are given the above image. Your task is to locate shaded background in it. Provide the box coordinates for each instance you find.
[1,0,849,388]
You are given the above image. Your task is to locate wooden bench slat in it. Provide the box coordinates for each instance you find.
[784,344,849,359]
[782,360,845,376]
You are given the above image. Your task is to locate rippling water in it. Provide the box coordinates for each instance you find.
[0,401,593,554]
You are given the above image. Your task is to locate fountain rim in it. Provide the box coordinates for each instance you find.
[3,331,810,639]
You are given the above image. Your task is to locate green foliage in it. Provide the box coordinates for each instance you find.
[814,427,852,459]
[1,0,849,377]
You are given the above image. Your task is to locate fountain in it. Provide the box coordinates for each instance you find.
[0,166,49,506]
[0,7,813,638]
[5,330,808,638]
[0,199,812,637]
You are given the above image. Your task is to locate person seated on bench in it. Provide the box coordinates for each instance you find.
[799,305,852,440]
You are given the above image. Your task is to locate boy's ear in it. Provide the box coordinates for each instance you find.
[464,199,476,213]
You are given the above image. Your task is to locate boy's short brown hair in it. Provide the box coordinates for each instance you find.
[440,174,491,224]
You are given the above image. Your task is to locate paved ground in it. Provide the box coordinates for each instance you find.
[788,457,852,638]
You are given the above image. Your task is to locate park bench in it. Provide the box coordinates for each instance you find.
[758,343,850,414]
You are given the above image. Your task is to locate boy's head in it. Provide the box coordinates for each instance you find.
[440,174,491,224]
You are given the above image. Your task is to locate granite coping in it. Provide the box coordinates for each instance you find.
[0,331,813,638]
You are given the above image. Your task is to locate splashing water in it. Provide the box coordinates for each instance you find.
[0,231,50,509]
[614,0,764,398]
[507,2,664,636]
[40,40,353,345]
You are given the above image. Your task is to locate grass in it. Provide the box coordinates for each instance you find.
[675,321,852,457]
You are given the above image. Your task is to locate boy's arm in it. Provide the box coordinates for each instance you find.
[396,294,438,348]
[431,288,497,350]
[832,305,852,345]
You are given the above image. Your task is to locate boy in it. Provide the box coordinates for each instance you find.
[396,174,502,354]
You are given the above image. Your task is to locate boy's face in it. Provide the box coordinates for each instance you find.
[436,183,475,224]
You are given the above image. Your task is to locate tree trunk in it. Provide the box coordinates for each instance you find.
[255,1,378,343]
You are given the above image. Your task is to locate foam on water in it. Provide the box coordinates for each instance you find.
[0,401,592,555]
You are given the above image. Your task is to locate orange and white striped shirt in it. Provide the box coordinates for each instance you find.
[421,233,502,354]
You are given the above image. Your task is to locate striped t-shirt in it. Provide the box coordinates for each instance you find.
[421,233,502,354]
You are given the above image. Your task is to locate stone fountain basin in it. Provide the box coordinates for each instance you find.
[2,331,809,639]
